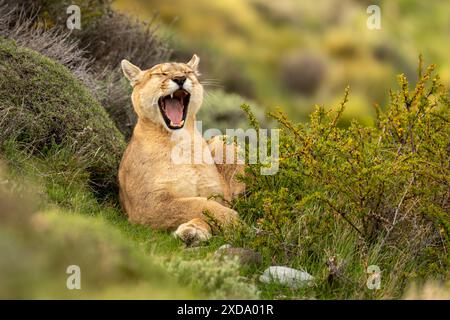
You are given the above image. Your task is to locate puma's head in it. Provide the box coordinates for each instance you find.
[121,55,203,131]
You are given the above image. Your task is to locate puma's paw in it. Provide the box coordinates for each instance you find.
[225,208,239,224]
[174,219,212,246]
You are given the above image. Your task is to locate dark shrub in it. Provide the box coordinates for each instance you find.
[2,0,111,28]
[0,1,97,92]
[373,42,416,81]
[77,11,171,139]
[0,38,126,196]
[2,0,171,71]
[219,63,256,99]
[280,51,327,96]
[0,0,171,139]
[78,11,171,72]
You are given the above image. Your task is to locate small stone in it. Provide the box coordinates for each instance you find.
[184,246,205,251]
[259,266,314,289]
[217,244,232,251]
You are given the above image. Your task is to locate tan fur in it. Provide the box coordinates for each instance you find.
[118,55,244,244]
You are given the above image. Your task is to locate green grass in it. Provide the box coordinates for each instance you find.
[0,142,259,299]
[1,140,190,257]
[0,166,198,299]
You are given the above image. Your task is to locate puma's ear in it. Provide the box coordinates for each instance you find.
[186,54,200,71]
[121,59,143,86]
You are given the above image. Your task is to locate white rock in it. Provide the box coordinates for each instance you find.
[259,266,314,289]
[216,244,232,252]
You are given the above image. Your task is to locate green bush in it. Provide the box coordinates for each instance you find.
[228,58,449,298]
[0,38,125,197]
[166,256,259,299]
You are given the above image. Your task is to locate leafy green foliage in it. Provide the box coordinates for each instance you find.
[227,58,449,298]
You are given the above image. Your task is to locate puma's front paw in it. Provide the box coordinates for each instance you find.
[224,208,239,225]
[173,218,212,246]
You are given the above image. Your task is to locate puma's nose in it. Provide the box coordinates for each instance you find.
[172,76,186,87]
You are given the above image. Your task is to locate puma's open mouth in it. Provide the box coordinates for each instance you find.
[158,89,190,130]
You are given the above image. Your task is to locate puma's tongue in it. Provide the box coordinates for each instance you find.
[164,98,183,124]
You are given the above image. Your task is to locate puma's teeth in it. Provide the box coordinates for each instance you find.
[169,120,184,128]
[170,93,173,99]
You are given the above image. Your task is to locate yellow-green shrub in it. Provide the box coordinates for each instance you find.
[232,58,449,288]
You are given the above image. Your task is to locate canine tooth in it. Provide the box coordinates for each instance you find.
[170,93,173,99]
[169,120,184,128]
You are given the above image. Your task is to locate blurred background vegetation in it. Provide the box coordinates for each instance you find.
[114,0,450,126]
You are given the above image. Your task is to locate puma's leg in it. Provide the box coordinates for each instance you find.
[160,196,238,245]
[174,218,212,246]
[207,135,246,198]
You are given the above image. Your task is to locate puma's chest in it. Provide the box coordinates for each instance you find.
[162,163,226,198]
